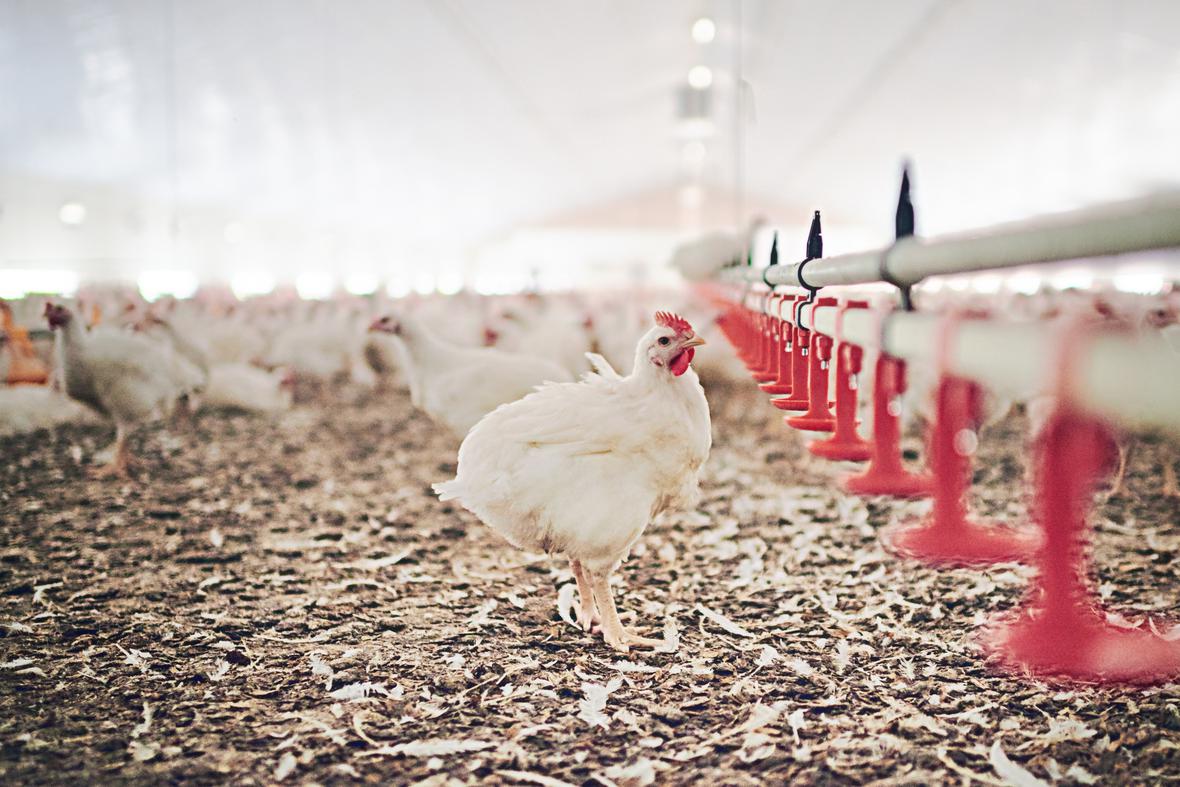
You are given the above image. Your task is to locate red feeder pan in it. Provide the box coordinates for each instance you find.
[983,406,1180,684]
[843,355,932,498]
[881,375,1041,566]
[810,342,872,461]
[787,330,836,431]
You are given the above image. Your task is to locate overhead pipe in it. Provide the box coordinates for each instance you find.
[719,190,1180,291]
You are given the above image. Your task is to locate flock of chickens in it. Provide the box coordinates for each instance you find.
[1,289,728,651]
[2,278,1179,652]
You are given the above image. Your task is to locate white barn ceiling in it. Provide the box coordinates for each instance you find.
[1,0,1178,286]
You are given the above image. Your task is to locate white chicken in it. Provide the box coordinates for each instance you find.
[45,302,192,476]
[434,311,711,652]
[369,311,573,436]
[0,386,101,437]
[202,363,294,414]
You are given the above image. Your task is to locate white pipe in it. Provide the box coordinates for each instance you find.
[721,191,1180,289]
[774,304,1180,433]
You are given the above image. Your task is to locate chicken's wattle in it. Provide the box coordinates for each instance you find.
[670,347,694,376]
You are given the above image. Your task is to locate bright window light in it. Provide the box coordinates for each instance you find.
[58,202,86,225]
[386,277,410,298]
[1006,272,1042,295]
[295,271,335,300]
[971,274,1003,294]
[413,272,436,295]
[1050,269,1094,290]
[0,268,79,298]
[473,271,526,296]
[692,17,716,44]
[945,277,970,292]
[437,271,464,295]
[1113,271,1165,295]
[138,269,198,301]
[343,271,379,296]
[230,270,275,299]
[688,65,713,90]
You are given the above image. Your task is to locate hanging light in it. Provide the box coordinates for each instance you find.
[692,17,716,44]
[58,202,86,226]
[688,65,713,90]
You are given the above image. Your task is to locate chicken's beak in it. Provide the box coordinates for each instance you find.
[681,336,706,348]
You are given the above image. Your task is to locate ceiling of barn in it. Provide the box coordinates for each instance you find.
[1,0,1178,284]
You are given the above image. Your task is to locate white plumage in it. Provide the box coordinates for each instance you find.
[369,312,573,437]
[46,303,192,476]
[0,386,101,437]
[202,362,293,414]
[434,312,711,651]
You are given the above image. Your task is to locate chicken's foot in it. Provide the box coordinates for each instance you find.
[589,572,665,652]
[90,425,135,479]
[1163,460,1180,500]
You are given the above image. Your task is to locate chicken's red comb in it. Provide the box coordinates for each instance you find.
[654,311,693,334]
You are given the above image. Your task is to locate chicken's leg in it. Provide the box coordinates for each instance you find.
[1106,439,1133,497]
[569,560,600,632]
[91,423,133,479]
[1163,460,1180,500]
[589,572,665,653]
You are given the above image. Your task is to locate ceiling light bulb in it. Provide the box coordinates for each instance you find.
[59,202,86,225]
[692,17,716,44]
[688,65,713,90]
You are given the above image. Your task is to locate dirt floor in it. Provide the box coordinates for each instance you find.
[3,380,1180,786]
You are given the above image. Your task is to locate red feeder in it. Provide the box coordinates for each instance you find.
[760,296,797,395]
[880,374,1041,565]
[751,296,782,383]
[787,330,836,431]
[733,310,755,365]
[843,354,932,498]
[810,301,872,460]
[982,325,1180,684]
[774,297,834,411]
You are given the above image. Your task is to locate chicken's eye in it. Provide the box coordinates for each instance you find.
[658,336,671,346]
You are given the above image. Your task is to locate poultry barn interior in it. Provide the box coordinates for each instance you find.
[4,1,1180,785]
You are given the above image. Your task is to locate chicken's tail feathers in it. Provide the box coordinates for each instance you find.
[584,352,622,380]
[432,479,462,501]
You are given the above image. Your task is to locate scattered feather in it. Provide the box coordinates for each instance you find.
[578,678,623,729]
[990,740,1048,787]
[695,604,755,638]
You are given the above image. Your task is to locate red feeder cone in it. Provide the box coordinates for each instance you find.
[760,320,794,395]
[843,355,932,498]
[771,326,811,410]
[750,309,779,383]
[787,331,836,431]
[880,376,1041,566]
[774,296,834,411]
[736,313,757,365]
[760,297,796,395]
[983,406,1180,684]
[810,342,872,461]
